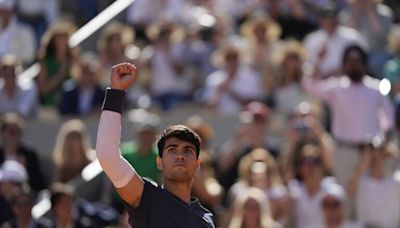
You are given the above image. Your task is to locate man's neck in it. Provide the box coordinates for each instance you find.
[163,180,192,203]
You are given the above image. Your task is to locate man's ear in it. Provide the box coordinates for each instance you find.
[156,156,163,171]
[196,159,201,171]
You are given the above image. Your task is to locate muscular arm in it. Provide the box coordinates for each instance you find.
[96,63,143,207]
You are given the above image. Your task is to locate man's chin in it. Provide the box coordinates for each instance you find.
[169,172,190,181]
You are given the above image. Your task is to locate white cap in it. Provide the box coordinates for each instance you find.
[322,182,346,203]
[0,0,15,9]
[0,160,28,184]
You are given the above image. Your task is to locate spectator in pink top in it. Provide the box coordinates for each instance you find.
[303,44,394,186]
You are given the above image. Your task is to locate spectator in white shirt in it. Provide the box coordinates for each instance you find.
[347,138,400,228]
[287,144,335,228]
[141,21,193,110]
[303,44,394,186]
[204,43,264,114]
[0,0,35,66]
[0,55,37,117]
[303,2,366,78]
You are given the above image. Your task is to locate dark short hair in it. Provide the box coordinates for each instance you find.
[156,125,201,158]
[342,45,368,66]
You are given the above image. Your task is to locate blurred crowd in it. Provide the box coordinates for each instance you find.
[1,0,400,227]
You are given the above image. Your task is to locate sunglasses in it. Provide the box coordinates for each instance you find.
[300,157,320,166]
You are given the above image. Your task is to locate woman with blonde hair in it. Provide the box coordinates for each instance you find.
[228,187,280,228]
[228,148,290,226]
[52,119,95,183]
[97,22,136,87]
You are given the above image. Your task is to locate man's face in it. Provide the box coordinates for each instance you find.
[319,16,337,33]
[344,51,365,82]
[157,137,200,182]
[322,196,343,226]
[13,193,34,220]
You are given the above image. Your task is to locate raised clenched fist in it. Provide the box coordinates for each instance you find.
[111,62,137,90]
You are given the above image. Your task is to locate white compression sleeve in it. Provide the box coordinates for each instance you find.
[96,110,135,188]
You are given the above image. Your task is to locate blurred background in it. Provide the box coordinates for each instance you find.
[0,0,400,227]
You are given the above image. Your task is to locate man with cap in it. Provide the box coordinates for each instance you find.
[0,160,28,225]
[96,62,215,227]
[321,183,362,228]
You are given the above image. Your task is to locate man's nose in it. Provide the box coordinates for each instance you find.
[175,152,185,160]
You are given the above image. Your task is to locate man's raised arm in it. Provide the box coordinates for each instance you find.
[96,63,144,207]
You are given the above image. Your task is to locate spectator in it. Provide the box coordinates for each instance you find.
[204,43,264,114]
[59,52,105,116]
[321,183,362,228]
[38,183,120,228]
[228,148,290,226]
[0,160,27,225]
[303,44,394,186]
[239,14,281,78]
[340,0,394,77]
[0,0,35,66]
[280,107,333,184]
[0,55,38,117]
[2,188,40,228]
[239,13,281,105]
[121,109,161,183]
[37,182,91,227]
[97,22,136,87]
[347,138,400,228]
[228,187,280,228]
[52,119,95,183]
[184,18,224,92]
[141,20,193,110]
[37,20,77,108]
[286,144,335,228]
[271,40,318,117]
[0,112,47,192]
[217,101,273,192]
[303,2,366,78]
